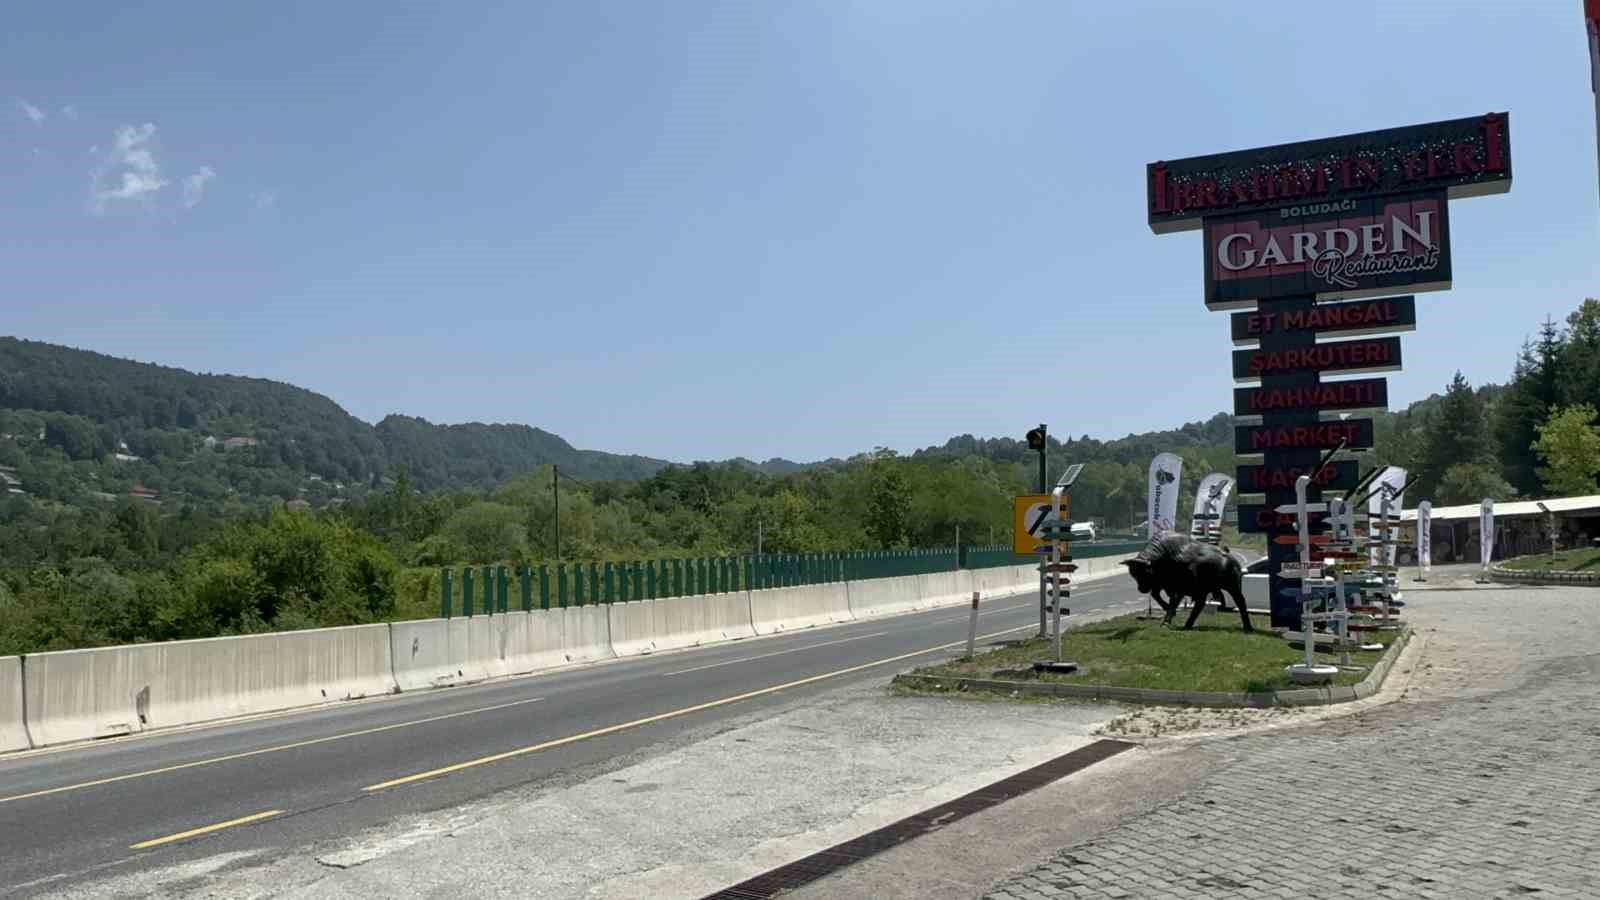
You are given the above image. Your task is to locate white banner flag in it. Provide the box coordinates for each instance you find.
[1480,498,1496,569]
[1368,466,1407,565]
[1417,500,1432,578]
[1189,473,1232,542]
[1147,453,1183,537]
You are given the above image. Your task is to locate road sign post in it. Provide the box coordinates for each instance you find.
[1017,463,1085,675]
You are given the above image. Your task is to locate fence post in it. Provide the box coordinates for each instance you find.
[574,564,585,607]
[539,565,550,610]
[440,568,453,619]
[589,563,601,603]
[603,561,615,604]
[556,564,568,608]
[462,567,475,617]
[519,566,532,612]
[497,565,509,613]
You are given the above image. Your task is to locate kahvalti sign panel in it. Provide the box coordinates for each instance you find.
[1146,113,1511,234]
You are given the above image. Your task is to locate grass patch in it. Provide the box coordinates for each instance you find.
[1501,548,1600,572]
[914,610,1386,694]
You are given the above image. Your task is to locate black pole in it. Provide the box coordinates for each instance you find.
[1037,423,1048,493]
[553,464,560,561]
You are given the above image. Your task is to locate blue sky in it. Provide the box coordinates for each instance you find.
[5,2,1598,463]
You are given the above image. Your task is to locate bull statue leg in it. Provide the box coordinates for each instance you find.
[1182,591,1209,630]
[1228,583,1253,632]
[1152,588,1180,627]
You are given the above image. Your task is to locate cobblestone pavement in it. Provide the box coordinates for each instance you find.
[984,577,1600,899]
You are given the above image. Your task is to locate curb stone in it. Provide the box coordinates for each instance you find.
[1487,561,1600,586]
[893,627,1410,708]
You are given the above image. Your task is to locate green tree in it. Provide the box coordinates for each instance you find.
[1532,404,1600,496]
[1435,462,1514,506]
[1494,319,1564,494]
[1560,299,1600,407]
[1414,372,1493,500]
[865,451,908,549]
[440,501,529,563]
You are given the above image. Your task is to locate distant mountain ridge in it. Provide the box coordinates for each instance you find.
[1,335,1458,509]
[0,337,674,493]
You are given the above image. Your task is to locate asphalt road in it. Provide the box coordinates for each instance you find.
[0,575,1145,897]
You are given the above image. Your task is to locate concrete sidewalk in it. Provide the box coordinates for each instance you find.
[792,569,1600,899]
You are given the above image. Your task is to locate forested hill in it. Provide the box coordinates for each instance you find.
[0,337,672,501]
[375,415,671,487]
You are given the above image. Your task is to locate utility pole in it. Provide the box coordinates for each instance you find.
[1026,424,1049,636]
[757,517,764,555]
[553,465,560,560]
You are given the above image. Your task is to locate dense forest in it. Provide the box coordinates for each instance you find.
[0,336,678,503]
[2,299,1597,655]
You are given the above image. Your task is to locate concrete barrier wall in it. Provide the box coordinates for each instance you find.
[1,656,28,753]
[609,592,754,657]
[465,614,513,681]
[504,609,572,673]
[6,556,1142,753]
[607,600,657,657]
[561,606,614,664]
[750,583,853,634]
[23,624,395,748]
[389,618,465,691]
[846,573,927,618]
[914,571,968,608]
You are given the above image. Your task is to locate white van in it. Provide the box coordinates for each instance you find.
[1070,522,1097,542]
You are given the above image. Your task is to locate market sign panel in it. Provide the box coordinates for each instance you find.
[1234,418,1374,455]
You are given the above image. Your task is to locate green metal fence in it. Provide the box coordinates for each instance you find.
[434,540,1145,617]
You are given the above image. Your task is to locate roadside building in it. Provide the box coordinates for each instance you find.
[1401,495,1600,563]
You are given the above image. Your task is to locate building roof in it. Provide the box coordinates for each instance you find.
[1401,494,1600,522]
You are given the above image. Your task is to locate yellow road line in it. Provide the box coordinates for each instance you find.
[0,696,546,806]
[129,810,283,850]
[363,623,1035,793]
[660,631,889,677]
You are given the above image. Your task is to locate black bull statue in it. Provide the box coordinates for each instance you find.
[1121,534,1252,632]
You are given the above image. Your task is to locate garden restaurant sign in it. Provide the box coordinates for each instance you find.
[1145,113,1511,629]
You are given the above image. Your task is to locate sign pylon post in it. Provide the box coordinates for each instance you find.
[1147,112,1511,630]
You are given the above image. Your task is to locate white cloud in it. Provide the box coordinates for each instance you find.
[251,189,277,210]
[90,122,168,212]
[17,99,44,123]
[59,105,77,120]
[182,165,216,208]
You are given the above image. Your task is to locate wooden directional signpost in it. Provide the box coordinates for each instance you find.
[1148,113,1512,627]
[1014,464,1085,673]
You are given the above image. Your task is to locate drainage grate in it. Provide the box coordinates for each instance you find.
[701,738,1136,899]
